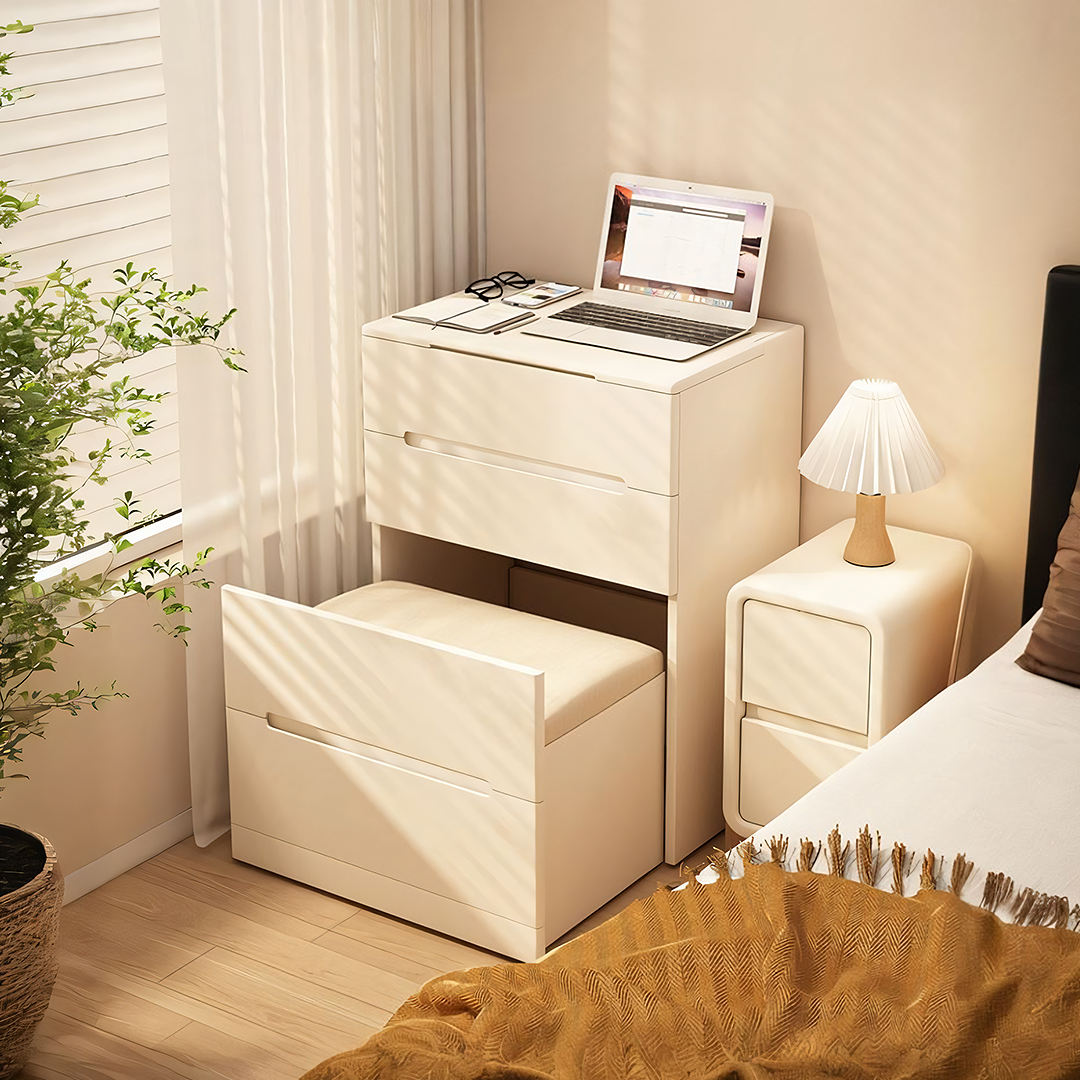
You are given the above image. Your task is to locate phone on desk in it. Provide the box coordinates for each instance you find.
[503,282,581,308]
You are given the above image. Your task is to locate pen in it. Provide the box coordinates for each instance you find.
[495,314,539,334]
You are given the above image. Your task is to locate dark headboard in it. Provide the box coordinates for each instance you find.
[1022,265,1080,622]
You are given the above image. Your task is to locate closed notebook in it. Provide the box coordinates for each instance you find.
[439,303,534,333]
[392,295,486,325]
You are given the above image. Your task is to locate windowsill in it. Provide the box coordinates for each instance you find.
[34,513,185,590]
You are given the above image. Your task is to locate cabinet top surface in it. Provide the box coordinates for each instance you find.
[731,521,973,614]
[362,291,801,394]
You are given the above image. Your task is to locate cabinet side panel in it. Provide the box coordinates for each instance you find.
[665,327,804,861]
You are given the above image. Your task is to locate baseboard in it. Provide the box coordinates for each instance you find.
[61,809,194,905]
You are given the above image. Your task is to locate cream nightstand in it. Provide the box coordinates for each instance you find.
[723,520,973,836]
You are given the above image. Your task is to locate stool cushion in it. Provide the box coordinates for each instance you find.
[316,581,663,743]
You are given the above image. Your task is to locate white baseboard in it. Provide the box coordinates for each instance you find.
[62,809,194,905]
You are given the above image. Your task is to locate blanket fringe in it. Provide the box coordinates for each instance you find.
[1012,887,1037,924]
[738,839,760,870]
[767,835,789,865]
[920,850,939,892]
[891,843,914,896]
[682,826,1078,933]
[1010,888,1072,930]
[950,854,974,896]
[709,848,731,878]
[798,838,821,873]
[826,827,850,878]
[981,872,1014,914]
[856,827,882,888]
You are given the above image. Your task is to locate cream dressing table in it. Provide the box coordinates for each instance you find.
[361,295,804,864]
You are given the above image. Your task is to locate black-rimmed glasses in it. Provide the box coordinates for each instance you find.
[464,270,535,301]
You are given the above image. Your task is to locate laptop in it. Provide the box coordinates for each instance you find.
[523,173,774,361]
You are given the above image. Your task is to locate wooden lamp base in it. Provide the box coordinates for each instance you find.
[844,493,895,566]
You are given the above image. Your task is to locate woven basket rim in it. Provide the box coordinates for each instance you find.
[0,825,59,904]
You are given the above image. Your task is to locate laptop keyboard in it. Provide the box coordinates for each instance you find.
[548,301,740,346]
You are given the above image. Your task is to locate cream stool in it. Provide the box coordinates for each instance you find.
[222,580,665,961]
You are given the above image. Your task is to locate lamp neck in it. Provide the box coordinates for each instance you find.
[844,493,895,567]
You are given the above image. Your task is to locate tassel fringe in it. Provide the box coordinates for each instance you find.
[738,840,759,870]
[680,825,1079,934]
[826,827,850,878]
[798,839,820,873]
[709,848,731,878]
[920,850,939,892]
[768,835,789,865]
[856,827,882,887]
[981,872,1014,914]
[950,854,974,896]
[891,843,914,896]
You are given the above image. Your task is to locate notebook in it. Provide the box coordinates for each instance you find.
[523,173,774,361]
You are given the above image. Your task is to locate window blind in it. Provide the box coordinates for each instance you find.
[1,0,176,548]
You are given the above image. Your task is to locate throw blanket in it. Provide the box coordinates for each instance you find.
[302,861,1080,1079]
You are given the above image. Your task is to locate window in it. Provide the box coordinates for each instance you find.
[2,0,176,549]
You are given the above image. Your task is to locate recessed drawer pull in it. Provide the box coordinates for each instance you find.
[266,712,492,797]
[403,431,628,493]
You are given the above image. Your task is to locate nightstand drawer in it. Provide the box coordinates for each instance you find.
[739,716,863,828]
[741,600,870,734]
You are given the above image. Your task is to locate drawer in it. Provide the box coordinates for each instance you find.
[739,716,862,828]
[741,600,870,734]
[362,337,679,495]
[227,708,541,925]
[365,430,678,595]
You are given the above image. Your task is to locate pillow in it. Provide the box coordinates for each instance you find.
[1017,470,1080,686]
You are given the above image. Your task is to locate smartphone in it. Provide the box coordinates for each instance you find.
[503,282,582,308]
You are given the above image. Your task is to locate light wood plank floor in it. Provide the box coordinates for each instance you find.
[23,829,729,1079]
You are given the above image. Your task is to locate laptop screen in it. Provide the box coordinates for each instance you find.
[595,175,772,317]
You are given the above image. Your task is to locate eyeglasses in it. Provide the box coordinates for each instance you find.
[464,270,535,301]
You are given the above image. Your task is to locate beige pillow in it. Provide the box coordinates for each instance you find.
[1017,471,1080,686]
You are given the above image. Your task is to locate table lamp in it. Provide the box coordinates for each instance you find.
[798,378,944,567]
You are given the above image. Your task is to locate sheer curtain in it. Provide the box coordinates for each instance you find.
[160,0,485,844]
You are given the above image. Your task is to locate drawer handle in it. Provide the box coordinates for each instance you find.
[267,712,493,797]
[403,431,627,493]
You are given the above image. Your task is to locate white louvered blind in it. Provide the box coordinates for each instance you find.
[1,0,177,548]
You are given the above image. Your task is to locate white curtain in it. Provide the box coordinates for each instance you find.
[160,0,485,844]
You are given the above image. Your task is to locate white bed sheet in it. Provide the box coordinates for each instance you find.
[739,615,1080,909]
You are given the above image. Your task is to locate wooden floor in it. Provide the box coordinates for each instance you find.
[22,829,729,1079]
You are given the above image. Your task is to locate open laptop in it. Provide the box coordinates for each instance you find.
[523,173,774,361]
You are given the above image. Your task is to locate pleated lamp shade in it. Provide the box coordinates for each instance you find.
[799,379,944,566]
[799,379,944,494]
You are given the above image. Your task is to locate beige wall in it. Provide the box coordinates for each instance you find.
[2,592,191,884]
[482,1,1080,669]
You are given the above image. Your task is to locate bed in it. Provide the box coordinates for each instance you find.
[300,266,1080,1080]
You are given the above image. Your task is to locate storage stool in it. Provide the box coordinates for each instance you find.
[222,579,665,960]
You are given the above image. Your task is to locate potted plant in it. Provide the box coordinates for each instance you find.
[0,20,241,1074]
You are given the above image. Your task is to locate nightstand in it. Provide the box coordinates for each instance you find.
[723,520,973,836]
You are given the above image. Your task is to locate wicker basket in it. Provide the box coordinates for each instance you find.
[0,827,63,1079]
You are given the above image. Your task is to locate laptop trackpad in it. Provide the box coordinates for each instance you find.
[522,320,589,342]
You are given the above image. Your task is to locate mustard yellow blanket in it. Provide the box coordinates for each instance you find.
[302,860,1080,1079]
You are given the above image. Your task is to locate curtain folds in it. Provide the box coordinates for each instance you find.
[160,0,485,844]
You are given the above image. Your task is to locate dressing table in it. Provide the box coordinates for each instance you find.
[361,296,804,863]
